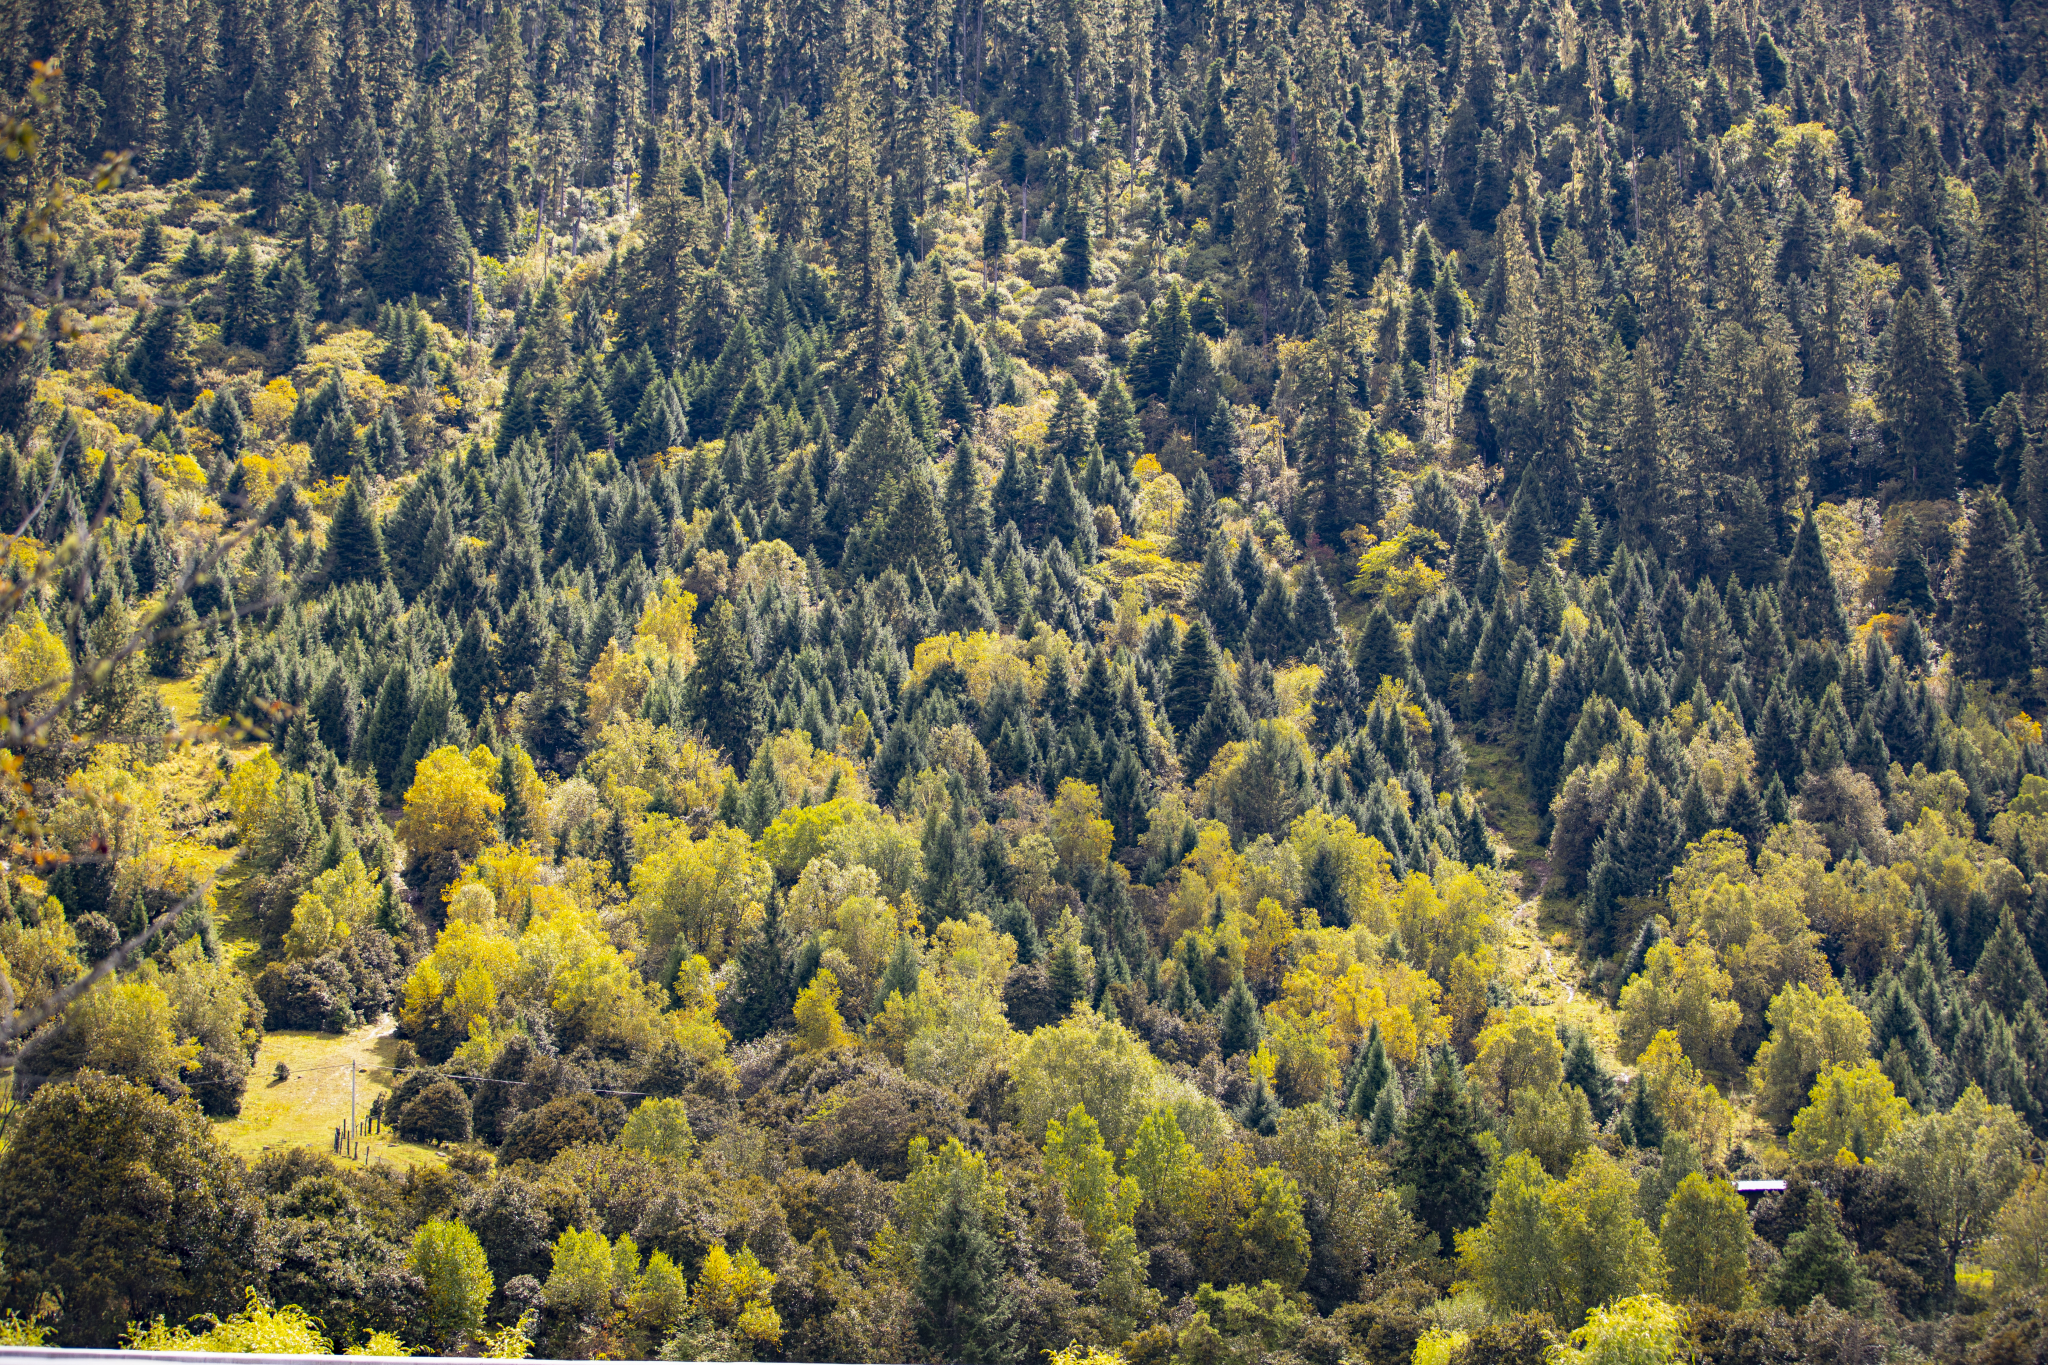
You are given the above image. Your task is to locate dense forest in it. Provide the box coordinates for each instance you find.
[1,0,2048,1357]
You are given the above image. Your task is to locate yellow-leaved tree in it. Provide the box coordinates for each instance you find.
[791,966,853,1052]
[398,746,504,865]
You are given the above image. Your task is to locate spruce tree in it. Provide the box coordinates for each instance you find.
[1346,1022,1392,1119]
[1196,536,1249,649]
[321,473,390,587]
[1501,466,1546,566]
[1165,618,1220,737]
[1058,196,1093,289]
[1174,469,1219,558]
[726,893,795,1042]
[944,441,992,569]
[1957,492,2047,687]
[127,303,198,404]
[686,598,765,769]
[1218,976,1263,1056]
[1354,605,1411,691]
[1890,513,1936,613]
[1766,1206,1875,1313]
[1780,503,1851,644]
[524,637,585,775]
[914,1180,1017,1364]
[499,745,533,844]
[1183,669,1250,776]
[1093,369,1141,473]
[1395,1059,1491,1254]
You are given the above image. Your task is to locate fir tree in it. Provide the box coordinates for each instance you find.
[1395,1059,1492,1254]
[725,892,795,1042]
[127,303,198,404]
[914,1179,1017,1364]
[1093,369,1141,474]
[524,637,585,774]
[1218,976,1263,1056]
[1766,1206,1875,1313]
[686,598,765,769]
[1174,469,1219,558]
[1780,503,1850,644]
[1502,466,1546,566]
[1194,537,1249,651]
[321,473,390,587]
[499,746,533,844]
[1165,618,1220,738]
[1890,513,1936,613]
[1058,196,1093,290]
[1956,492,2047,687]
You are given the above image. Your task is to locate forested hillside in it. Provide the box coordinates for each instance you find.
[2,0,2048,1357]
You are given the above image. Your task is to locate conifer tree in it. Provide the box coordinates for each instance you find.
[1174,470,1218,559]
[1196,535,1249,649]
[914,1179,1017,1363]
[499,745,533,844]
[1502,466,1546,566]
[726,893,795,1042]
[1879,287,1965,499]
[127,303,198,404]
[524,637,585,775]
[1218,977,1262,1056]
[1780,503,1850,644]
[1058,196,1092,290]
[1890,513,1935,613]
[1093,369,1141,474]
[1395,1058,1491,1254]
[1956,492,2047,687]
[980,185,1012,278]
[686,598,765,768]
[321,473,390,587]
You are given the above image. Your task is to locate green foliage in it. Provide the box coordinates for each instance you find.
[408,1219,493,1348]
[0,1071,264,1346]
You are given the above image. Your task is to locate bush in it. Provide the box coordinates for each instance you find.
[0,1070,264,1344]
[255,957,356,1032]
[395,1077,474,1143]
[498,1093,626,1165]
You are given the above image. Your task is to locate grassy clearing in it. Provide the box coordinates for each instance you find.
[217,1021,444,1171]
[159,677,206,728]
[1460,739,1542,876]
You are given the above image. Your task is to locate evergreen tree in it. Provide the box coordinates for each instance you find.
[1957,492,2047,687]
[944,441,992,569]
[1093,369,1141,474]
[914,1180,1017,1364]
[1046,939,1085,1017]
[1502,466,1546,566]
[1196,536,1250,649]
[1889,515,1935,615]
[1879,287,1964,500]
[1218,977,1263,1056]
[1354,605,1411,690]
[499,745,533,844]
[451,610,494,722]
[1165,618,1220,737]
[687,598,765,768]
[1765,1206,1875,1313]
[1058,196,1093,289]
[726,893,795,1042]
[524,637,585,775]
[1396,1059,1492,1254]
[1174,469,1219,558]
[127,303,198,404]
[1780,503,1850,644]
[321,473,390,587]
